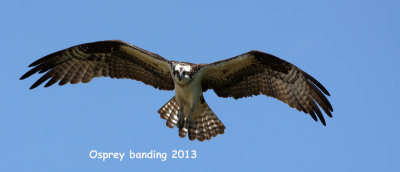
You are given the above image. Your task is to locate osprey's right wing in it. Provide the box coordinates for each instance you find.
[21,40,174,90]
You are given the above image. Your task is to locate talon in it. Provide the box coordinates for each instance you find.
[185,119,195,129]
[178,108,185,128]
[178,116,185,128]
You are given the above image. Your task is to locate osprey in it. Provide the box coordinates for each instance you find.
[20,40,333,141]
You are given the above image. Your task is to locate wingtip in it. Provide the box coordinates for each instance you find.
[20,73,30,80]
[317,117,327,126]
[305,73,331,96]
[28,57,46,67]
[325,90,331,97]
[29,81,42,90]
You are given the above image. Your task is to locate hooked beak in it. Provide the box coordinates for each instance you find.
[177,71,183,81]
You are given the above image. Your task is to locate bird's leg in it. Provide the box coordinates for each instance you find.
[185,97,198,129]
[185,109,195,129]
[178,105,185,129]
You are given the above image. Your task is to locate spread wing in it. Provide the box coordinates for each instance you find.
[20,40,174,90]
[201,50,333,125]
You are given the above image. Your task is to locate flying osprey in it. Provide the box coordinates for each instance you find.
[20,40,333,141]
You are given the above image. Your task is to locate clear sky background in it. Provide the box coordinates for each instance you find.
[1,0,399,171]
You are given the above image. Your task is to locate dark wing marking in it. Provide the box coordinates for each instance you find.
[201,50,333,125]
[20,40,174,90]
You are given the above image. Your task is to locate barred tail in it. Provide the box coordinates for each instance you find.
[157,96,179,129]
[157,96,225,141]
[157,97,188,138]
[188,103,225,141]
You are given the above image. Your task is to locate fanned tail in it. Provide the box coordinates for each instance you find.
[188,103,225,141]
[158,96,179,129]
[157,97,225,141]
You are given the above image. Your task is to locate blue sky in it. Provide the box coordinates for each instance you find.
[1,0,399,171]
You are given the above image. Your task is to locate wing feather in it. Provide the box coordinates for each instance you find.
[44,60,74,87]
[59,59,79,86]
[30,70,55,89]
[201,50,333,125]
[81,61,95,83]
[21,40,174,90]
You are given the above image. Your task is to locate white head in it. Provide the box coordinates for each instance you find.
[171,62,193,84]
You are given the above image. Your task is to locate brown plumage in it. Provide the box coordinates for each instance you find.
[200,50,333,125]
[20,40,174,90]
[158,96,225,141]
[21,40,333,141]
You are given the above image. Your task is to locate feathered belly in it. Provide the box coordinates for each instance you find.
[174,80,203,118]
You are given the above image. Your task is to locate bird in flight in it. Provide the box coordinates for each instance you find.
[21,40,333,141]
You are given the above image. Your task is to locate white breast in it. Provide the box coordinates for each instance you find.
[174,74,203,116]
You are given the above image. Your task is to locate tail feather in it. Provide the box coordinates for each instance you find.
[179,127,188,138]
[189,105,225,141]
[158,96,179,128]
[158,96,225,141]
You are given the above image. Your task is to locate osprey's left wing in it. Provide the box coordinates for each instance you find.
[201,51,333,125]
[20,40,174,90]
